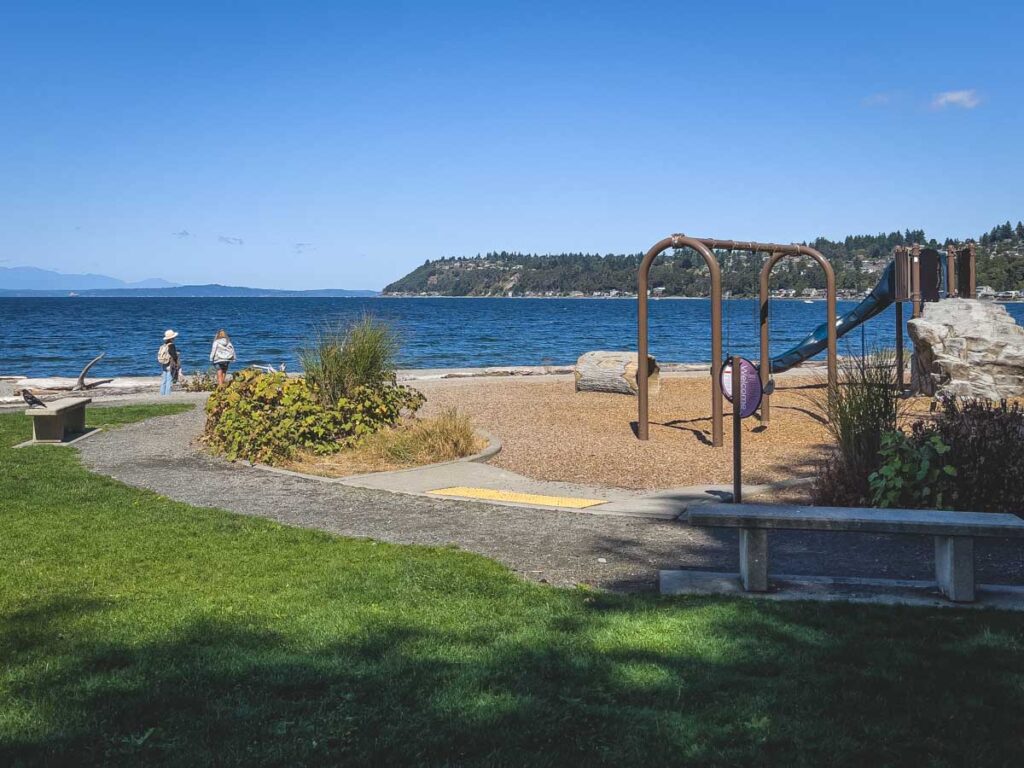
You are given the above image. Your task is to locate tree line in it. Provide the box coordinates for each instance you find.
[384,221,1024,297]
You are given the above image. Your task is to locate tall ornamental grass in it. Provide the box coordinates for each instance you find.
[811,348,904,505]
[362,408,480,465]
[300,316,400,407]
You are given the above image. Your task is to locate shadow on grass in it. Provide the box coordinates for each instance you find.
[3,595,1024,766]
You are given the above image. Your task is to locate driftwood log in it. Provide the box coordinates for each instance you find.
[71,353,112,391]
[575,351,659,396]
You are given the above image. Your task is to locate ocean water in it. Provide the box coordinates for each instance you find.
[3,297,1023,377]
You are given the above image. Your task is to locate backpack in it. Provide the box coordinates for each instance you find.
[157,343,171,366]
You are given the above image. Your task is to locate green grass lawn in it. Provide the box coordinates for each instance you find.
[1,406,1023,766]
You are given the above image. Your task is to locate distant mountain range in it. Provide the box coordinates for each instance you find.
[0,266,178,291]
[0,266,377,297]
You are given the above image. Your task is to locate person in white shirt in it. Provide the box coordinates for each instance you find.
[209,329,237,387]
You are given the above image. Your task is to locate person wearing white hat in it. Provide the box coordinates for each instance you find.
[157,329,180,396]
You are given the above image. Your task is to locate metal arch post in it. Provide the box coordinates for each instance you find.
[797,244,838,390]
[895,300,905,390]
[968,242,977,298]
[637,234,723,446]
[911,243,923,318]
[946,248,957,297]
[758,251,785,424]
[756,244,838,423]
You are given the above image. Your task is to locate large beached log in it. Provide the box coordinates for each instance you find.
[575,351,659,396]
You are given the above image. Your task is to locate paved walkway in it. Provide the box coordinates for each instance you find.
[287,453,754,519]
[77,405,1024,592]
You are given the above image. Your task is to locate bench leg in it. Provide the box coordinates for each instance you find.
[65,407,86,435]
[739,528,769,592]
[935,536,975,602]
[31,417,64,442]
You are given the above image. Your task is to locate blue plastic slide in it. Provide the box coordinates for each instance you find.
[768,260,897,374]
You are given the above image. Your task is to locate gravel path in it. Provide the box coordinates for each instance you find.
[78,406,1024,591]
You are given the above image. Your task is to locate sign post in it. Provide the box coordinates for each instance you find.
[720,356,763,504]
[732,356,742,503]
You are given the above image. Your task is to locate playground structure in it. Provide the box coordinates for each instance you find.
[894,242,977,316]
[637,234,979,440]
[637,234,838,445]
[893,241,976,387]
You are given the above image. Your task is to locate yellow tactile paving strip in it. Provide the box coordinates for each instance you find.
[428,486,607,509]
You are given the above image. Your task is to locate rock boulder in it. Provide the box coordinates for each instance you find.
[908,298,1024,400]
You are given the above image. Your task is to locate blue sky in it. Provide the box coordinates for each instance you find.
[1,1,1021,290]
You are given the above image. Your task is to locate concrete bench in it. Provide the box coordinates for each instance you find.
[688,504,1024,602]
[24,397,91,443]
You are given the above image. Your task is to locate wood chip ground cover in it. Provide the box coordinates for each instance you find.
[417,374,848,489]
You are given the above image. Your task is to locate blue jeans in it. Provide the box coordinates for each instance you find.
[160,368,173,396]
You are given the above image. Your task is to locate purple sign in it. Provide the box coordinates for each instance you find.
[720,357,763,419]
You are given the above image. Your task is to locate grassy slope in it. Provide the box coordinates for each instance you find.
[1,406,1023,766]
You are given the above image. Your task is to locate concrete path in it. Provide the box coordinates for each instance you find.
[264,430,800,520]
[312,460,747,519]
[76,405,1024,593]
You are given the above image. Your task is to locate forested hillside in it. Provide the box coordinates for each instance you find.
[384,221,1024,297]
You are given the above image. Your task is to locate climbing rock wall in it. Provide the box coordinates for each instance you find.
[908,298,1024,399]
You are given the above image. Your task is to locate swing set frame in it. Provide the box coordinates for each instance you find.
[637,234,838,446]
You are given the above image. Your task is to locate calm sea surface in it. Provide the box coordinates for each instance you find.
[3,297,1024,377]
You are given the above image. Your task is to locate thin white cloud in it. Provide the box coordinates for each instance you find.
[218,236,244,246]
[931,89,981,110]
[293,242,313,254]
[172,229,192,239]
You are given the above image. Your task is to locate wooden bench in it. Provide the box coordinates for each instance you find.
[688,504,1024,602]
[24,397,92,443]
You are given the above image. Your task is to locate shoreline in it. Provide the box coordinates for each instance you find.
[8,292,1023,303]
[0,361,832,407]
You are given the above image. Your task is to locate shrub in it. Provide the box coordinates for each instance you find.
[334,383,425,443]
[868,431,956,509]
[811,452,868,507]
[923,398,1024,514]
[811,349,904,505]
[300,316,399,407]
[181,368,219,392]
[204,369,424,464]
[204,371,343,463]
